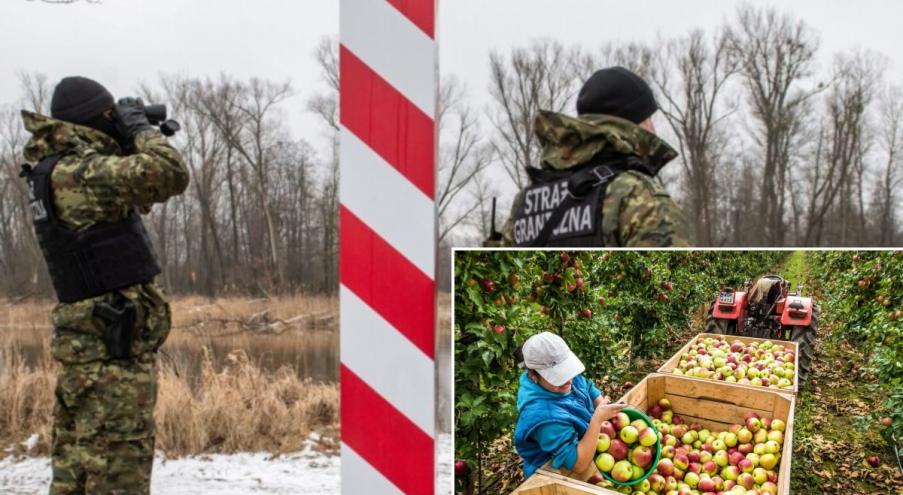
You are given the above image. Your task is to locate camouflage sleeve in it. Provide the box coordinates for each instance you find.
[76,129,189,208]
[500,190,525,247]
[600,172,691,247]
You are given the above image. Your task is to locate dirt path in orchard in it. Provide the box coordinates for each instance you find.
[788,252,903,494]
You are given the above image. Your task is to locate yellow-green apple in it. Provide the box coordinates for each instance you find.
[752,467,767,484]
[714,450,729,467]
[770,419,785,432]
[595,453,615,472]
[611,460,633,482]
[620,425,639,444]
[745,453,759,468]
[721,465,740,481]
[764,440,780,454]
[638,427,658,447]
[674,453,689,471]
[597,433,611,453]
[631,464,644,480]
[631,419,647,432]
[760,481,778,494]
[759,453,778,470]
[724,432,738,447]
[767,430,783,444]
[737,428,752,444]
[684,471,700,488]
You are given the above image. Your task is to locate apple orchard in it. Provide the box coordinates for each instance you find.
[453,250,903,494]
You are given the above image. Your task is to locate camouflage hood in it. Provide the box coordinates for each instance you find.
[21,110,120,163]
[533,110,678,173]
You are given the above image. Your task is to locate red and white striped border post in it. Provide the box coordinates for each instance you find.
[339,0,437,493]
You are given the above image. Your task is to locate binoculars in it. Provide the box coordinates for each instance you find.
[144,103,181,137]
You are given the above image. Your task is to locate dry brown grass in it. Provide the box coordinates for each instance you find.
[0,295,339,459]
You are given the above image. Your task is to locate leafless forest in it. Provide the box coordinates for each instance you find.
[445,4,903,249]
[2,4,902,299]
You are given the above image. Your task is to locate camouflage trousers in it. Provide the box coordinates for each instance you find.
[50,354,158,495]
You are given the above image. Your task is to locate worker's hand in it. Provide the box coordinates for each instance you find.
[593,401,627,421]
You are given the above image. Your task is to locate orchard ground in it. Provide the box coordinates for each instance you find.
[454,250,903,494]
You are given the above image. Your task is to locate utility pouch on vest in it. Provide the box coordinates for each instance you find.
[93,295,137,359]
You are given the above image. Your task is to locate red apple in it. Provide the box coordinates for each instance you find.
[648,473,666,492]
[631,445,653,468]
[649,404,663,419]
[697,476,716,491]
[608,439,628,461]
[454,460,468,476]
[612,412,631,431]
[657,458,675,476]
[600,421,616,438]
[867,456,881,468]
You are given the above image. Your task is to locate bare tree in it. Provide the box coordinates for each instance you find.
[437,76,492,242]
[727,4,820,246]
[652,29,739,245]
[874,85,903,245]
[307,36,339,292]
[487,40,582,189]
[802,52,882,245]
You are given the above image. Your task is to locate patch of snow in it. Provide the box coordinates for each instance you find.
[20,434,39,452]
[0,433,453,495]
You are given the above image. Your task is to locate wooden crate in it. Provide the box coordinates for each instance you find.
[657,333,800,395]
[619,374,795,495]
[512,375,795,495]
[510,472,609,495]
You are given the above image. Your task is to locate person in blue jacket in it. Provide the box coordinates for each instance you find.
[513,331,626,480]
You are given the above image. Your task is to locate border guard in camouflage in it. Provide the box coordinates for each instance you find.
[20,76,189,495]
[499,67,690,247]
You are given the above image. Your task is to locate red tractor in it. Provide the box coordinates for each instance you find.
[705,275,817,385]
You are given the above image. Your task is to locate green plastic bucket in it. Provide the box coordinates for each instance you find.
[599,407,662,487]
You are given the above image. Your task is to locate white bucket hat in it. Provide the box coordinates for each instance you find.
[522,332,585,387]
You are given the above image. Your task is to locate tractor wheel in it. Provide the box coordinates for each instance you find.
[790,313,817,387]
[705,303,737,335]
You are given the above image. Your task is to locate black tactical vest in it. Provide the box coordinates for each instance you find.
[24,153,161,303]
[511,156,651,247]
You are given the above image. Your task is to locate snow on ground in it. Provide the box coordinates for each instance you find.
[0,434,453,495]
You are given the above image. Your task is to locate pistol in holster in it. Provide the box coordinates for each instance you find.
[93,294,137,359]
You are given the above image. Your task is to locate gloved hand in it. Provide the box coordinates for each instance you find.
[112,97,154,145]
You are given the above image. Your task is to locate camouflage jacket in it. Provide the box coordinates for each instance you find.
[22,111,189,363]
[503,111,690,247]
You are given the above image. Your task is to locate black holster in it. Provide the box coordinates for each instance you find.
[93,295,137,359]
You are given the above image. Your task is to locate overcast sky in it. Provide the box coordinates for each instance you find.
[0,0,338,151]
[441,0,903,110]
[3,0,901,225]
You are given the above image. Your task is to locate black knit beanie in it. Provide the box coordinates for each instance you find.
[576,67,657,123]
[50,76,114,125]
